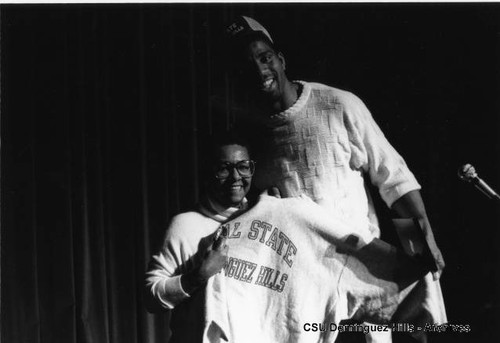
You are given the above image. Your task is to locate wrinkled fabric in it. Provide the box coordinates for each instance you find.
[203,195,446,343]
[254,81,421,239]
[145,197,248,342]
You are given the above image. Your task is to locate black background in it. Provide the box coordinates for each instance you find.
[2,3,499,342]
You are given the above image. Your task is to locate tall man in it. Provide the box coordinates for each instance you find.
[224,16,446,342]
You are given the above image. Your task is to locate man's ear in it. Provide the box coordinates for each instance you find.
[278,51,286,70]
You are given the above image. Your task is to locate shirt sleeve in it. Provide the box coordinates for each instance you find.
[144,217,192,310]
[343,92,421,207]
[145,249,190,310]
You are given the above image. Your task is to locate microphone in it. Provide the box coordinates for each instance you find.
[458,164,500,201]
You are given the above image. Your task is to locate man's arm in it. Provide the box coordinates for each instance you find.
[342,92,445,279]
[391,190,445,280]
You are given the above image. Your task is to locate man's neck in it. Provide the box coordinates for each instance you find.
[270,80,299,113]
[245,80,301,120]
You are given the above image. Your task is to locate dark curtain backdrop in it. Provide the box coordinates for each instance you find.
[1,4,499,343]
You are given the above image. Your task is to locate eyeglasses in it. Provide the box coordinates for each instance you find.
[213,160,255,179]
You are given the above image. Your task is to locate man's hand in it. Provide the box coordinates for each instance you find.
[391,190,445,280]
[417,218,445,280]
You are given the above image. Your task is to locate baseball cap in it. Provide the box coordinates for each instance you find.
[226,16,274,45]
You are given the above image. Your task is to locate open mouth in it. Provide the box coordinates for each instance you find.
[261,78,275,91]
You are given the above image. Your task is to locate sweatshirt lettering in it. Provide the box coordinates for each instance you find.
[246,220,296,267]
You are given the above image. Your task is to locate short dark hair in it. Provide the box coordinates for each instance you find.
[198,128,252,179]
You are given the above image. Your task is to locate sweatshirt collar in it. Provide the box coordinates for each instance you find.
[198,196,248,223]
[267,81,310,126]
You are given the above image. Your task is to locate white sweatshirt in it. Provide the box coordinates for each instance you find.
[145,197,247,342]
[203,194,447,343]
[254,81,422,238]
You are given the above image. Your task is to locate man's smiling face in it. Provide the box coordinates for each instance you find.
[235,39,288,102]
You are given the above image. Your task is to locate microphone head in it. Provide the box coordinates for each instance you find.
[458,163,477,182]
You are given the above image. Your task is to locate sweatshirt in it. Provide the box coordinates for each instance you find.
[203,194,447,343]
